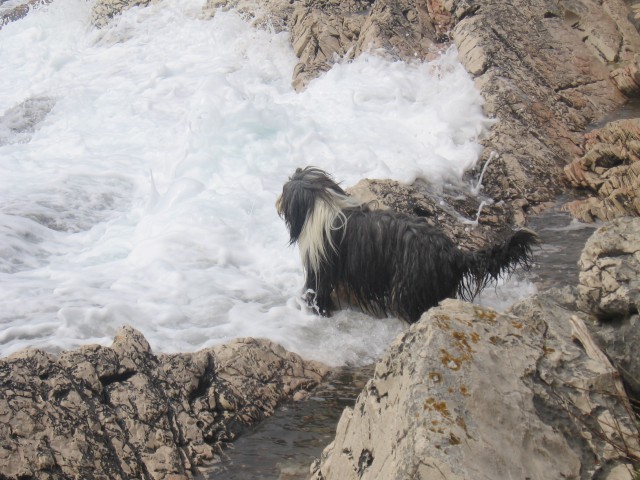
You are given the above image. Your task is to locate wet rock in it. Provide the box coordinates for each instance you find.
[576,217,640,397]
[0,0,51,30]
[347,177,527,250]
[0,326,328,479]
[91,0,155,28]
[577,217,640,317]
[611,55,640,97]
[451,0,634,210]
[564,119,640,222]
[231,0,450,87]
[205,0,442,91]
[310,296,639,480]
[0,96,56,146]
[291,0,442,91]
[202,0,295,32]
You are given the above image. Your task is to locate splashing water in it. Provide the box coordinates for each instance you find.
[0,0,520,365]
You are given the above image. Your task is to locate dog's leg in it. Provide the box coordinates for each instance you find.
[304,270,334,317]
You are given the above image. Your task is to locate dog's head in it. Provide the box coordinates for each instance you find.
[276,167,346,244]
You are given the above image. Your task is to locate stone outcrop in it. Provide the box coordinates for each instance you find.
[2,0,152,30]
[288,0,442,91]
[576,216,640,397]
[91,0,156,28]
[0,326,328,480]
[347,177,535,250]
[0,0,51,30]
[578,216,640,317]
[0,96,56,146]
[451,0,636,212]
[204,0,448,90]
[310,295,639,480]
[565,119,640,222]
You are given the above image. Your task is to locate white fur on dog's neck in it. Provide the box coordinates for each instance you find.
[298,190,360,276]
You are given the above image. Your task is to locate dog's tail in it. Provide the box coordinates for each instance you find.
[458,229,539,300]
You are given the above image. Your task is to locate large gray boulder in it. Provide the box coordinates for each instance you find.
[577,216,640,398]
[0,326,328,479]
[578,217,640,316]
[310,297,639,480]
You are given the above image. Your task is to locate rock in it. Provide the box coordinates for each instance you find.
[611,55,640,96]
[0,0,51,30]
[208,0,454,91]
[451,0,633,208]
[289,0,373,91]
[91,0,156,28]
[347,177,525,251]
[202,0,295,32]
[564,119,640,222]
[0,326,328,479]
[0,96,56,146]
[205,0,442,91]
[585,312,640,400]
[310,296,639,480]
[576,217,640,397]
[577,216,640,316]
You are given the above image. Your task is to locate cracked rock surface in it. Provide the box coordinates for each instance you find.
[451,0,635,211]
[577,217,640,398]
[565,119,640,222]
[310,296,639,480]
[0,326,328,479]
[578,217,640,317]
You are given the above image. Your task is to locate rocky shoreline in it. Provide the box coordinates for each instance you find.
[0,329,328,478]
[310,216,640,479]
[2,0,640,478]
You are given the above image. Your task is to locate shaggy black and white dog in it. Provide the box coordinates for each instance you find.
[276,167,538,323]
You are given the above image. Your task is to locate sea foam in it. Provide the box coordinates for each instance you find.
[0,0,523,365]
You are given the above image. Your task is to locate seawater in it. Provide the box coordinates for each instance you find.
[0,0,524,365]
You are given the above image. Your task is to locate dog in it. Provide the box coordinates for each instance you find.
[276,167,538,323]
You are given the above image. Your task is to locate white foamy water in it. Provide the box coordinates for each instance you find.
[0,0,527,365]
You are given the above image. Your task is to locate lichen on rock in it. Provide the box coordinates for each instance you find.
[310,296,639,480]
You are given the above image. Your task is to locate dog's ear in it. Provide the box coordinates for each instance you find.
[278,167,349,244]
[300,167,346,196]
[278,177,319,244]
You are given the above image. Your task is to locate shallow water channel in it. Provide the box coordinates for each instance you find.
[205,204,598,480]
[204,366,373,479]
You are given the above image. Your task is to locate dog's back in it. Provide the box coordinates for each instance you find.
[331,207,466,322]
